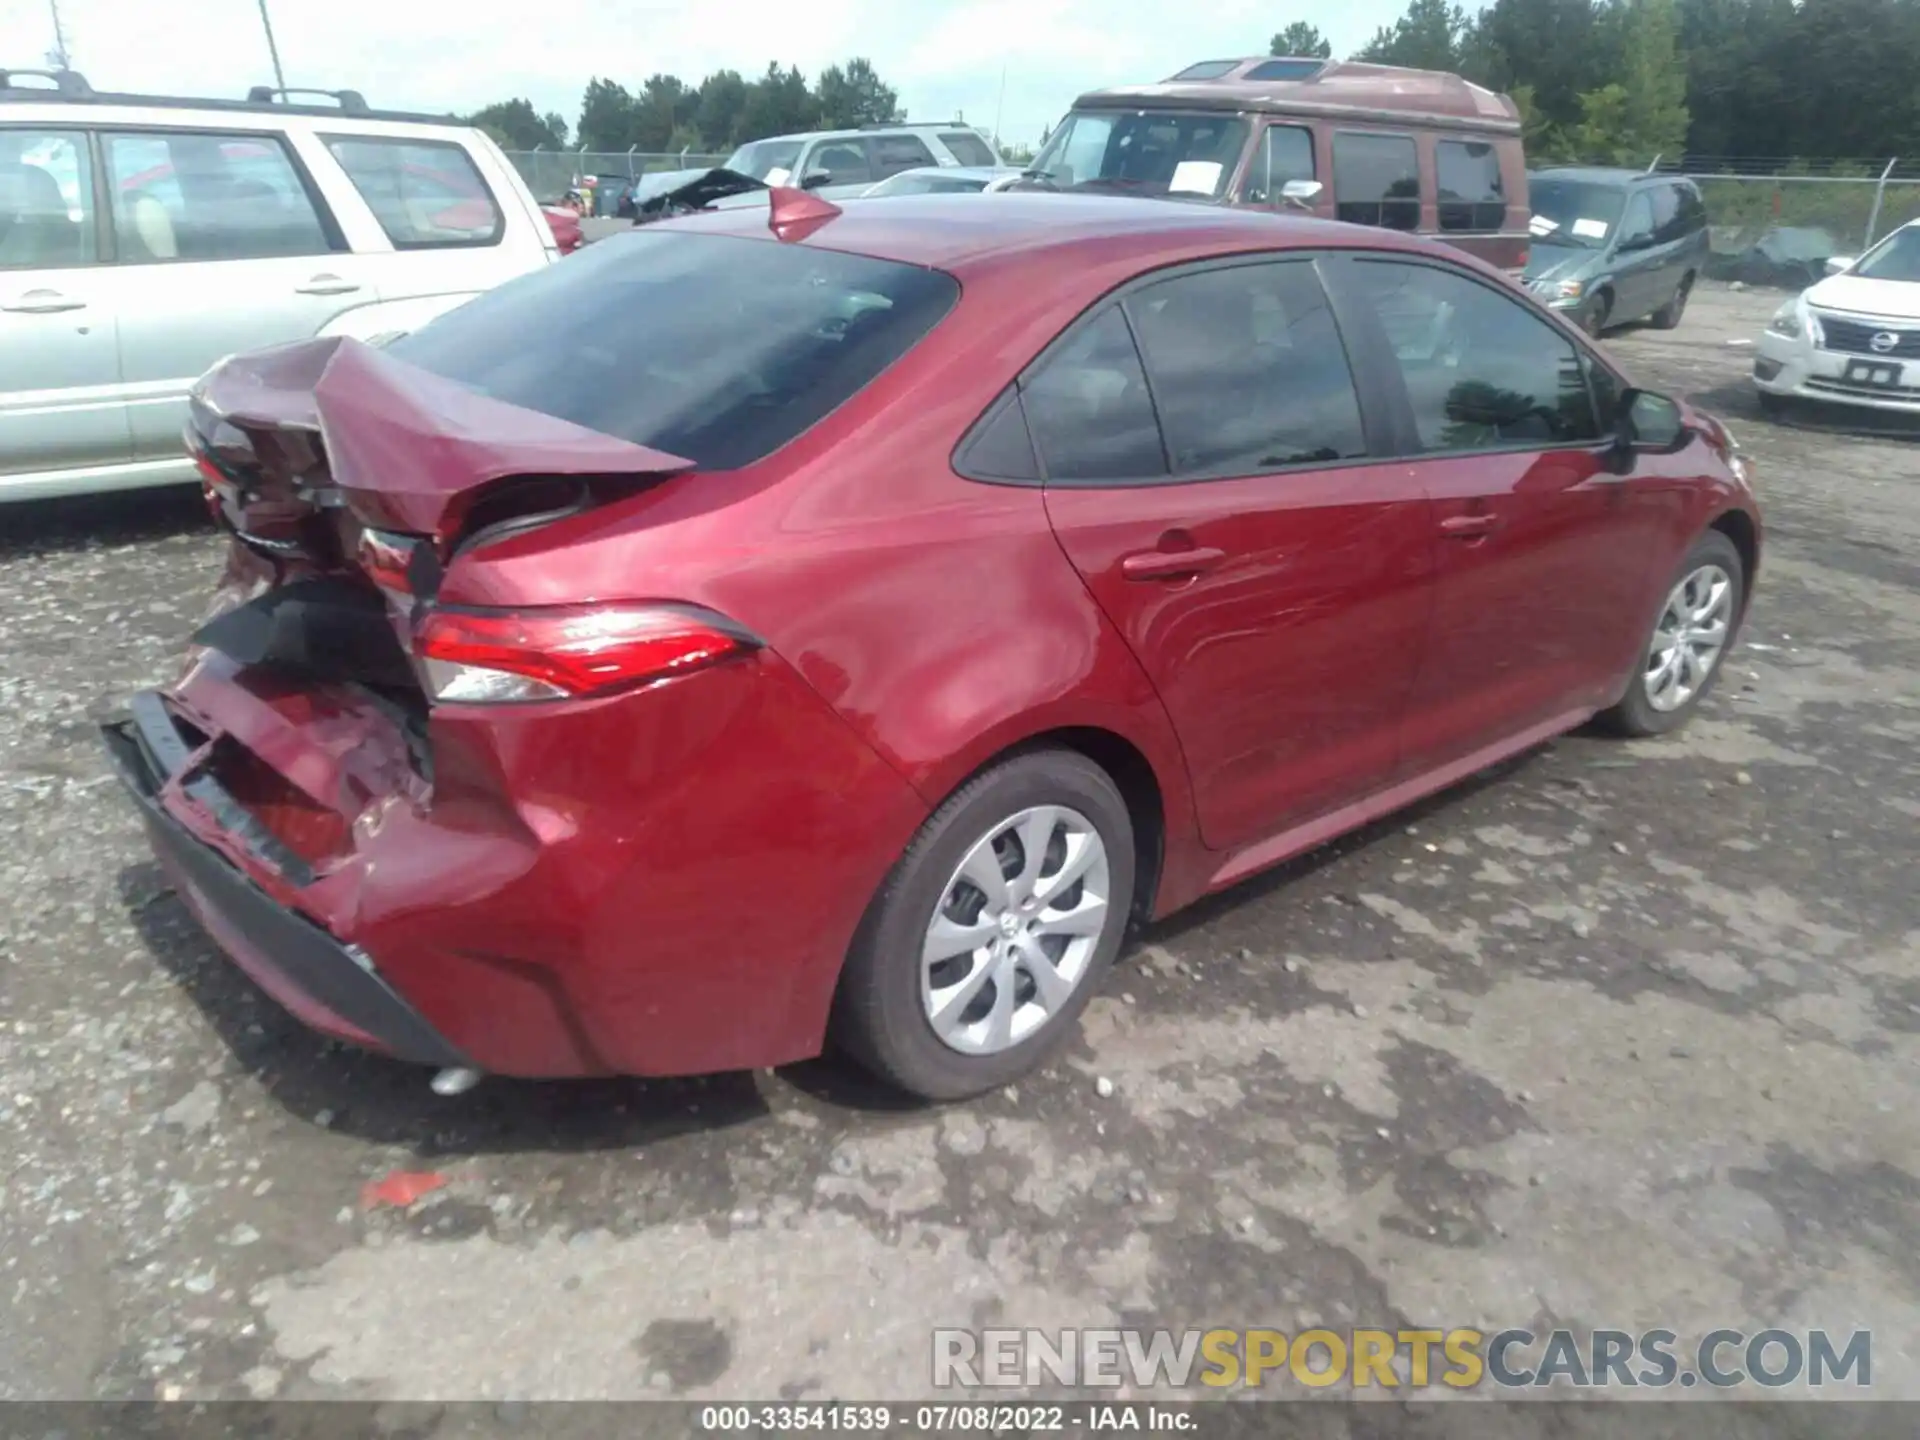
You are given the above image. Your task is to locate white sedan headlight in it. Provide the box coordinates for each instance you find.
[1766,299,1803,339]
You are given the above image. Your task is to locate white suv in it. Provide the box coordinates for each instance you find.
[0,69,561,502]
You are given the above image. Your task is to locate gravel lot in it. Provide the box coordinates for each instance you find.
[2,283,1916,1404]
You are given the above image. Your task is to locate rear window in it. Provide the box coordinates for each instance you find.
[385,231,959,470]
[939,131,997,167]
[323,136,502,248]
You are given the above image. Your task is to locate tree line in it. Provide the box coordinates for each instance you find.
[468,57,906,156]
[1273,0,1920,167]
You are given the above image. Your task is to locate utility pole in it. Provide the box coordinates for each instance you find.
[992,64,1007,148]
[257,0,288,94]
[46,0,71,68]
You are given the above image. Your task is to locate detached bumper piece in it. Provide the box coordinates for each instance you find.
[102,692,468,1069]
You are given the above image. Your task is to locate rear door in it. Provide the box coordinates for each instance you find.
[1610,187,1662,319]
[96,125,376,465]
[871,133,938,181]
[1330,254,1669,774]
[1033,256,1436,852]
[0,124,131,487]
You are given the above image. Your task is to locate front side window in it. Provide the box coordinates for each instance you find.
[938,131,997,167]
[1333,132,1420,231]
[323,136,502,248]
[104,131,331,263]
[1346,259,1603,452]
[1124,261,1366,474]
[872,134,936,178]
[1619,190,1655,246]
[387,230,958,470]
[725,140,803,183]
[1435,140,1505,233]
[1239,125,1315,206]
[1019,307,1166,481]
[0,128,96,268]
[1027,109,1249,199]
[807,140,873,185]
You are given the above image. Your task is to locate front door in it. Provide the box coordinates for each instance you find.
[0,126,130,489]
[1032,257,1436,852]
[1330,254,1669,777]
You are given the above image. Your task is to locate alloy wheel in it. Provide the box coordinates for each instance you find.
[1645,563,1733,712]
[919,804,1111,1056]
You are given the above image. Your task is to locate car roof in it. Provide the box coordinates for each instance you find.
[741,123,990,147]
[1531,166,1685,187]
[1073,59,1520,134]
[883,166,1025,181]
[649,191,1429,272]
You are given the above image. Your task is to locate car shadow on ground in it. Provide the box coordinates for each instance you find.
[0,487,209,562]
[1689,374,1920,441]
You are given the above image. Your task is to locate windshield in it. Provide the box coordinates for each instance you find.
[724,140,804,183]
[1852,225,1920,282]
[1528,178,1627,249]
[387,231,958,470]
[868,172,989,197]
[1027,109,1249,199]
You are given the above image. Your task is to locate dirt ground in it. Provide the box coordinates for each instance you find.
[1,283,1916,1406]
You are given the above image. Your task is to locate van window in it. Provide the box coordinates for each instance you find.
[1244,59,1328,80]
[1028,110,1249,200]
[387,230,959,470]
[324,137,502,249]
[1239,125,1315,205]
[1333,133,1420,231]
[1528,177,1626,247]
[1435,140,1505,233]
[1676,185,1708,234]
[1648,183,1683,244]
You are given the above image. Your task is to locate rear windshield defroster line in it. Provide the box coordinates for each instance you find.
[385,231,960,471]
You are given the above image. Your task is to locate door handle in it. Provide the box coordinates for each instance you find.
[1439,513,1500,538]
[1,289,86,314]
[294,275,360,296]
[1121,546,1226,581]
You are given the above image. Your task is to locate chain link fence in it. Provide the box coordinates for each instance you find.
[504,149,727,208]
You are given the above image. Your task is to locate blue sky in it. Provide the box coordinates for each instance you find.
[3,0,1422,151]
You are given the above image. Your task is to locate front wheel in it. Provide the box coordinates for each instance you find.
[1597,530,1745,737]
[833,750,1136,1101]
[1582,291,1613,338]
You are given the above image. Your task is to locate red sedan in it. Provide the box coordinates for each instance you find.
[105,190,1760,1100]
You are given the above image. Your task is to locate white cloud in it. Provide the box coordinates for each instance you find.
[4,0,1424,150]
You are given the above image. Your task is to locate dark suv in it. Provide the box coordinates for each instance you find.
[1526,168,1710,335]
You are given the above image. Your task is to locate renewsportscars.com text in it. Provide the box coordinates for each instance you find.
[933,1327,1871,1390]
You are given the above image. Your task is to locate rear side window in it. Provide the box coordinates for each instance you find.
[1648,183,1683,244]
[872,134,937,178]
[1676,184,1708,234]
[1435,140,1505,232]
[807,140,873,186]
[386,231,958,471]
[103,130,333,262]
[1124,261,1366,474]
[0,129,97,268]
[323,136,502,248]
[939,131,997,167]
[1239,125,1315,206]
[1019,308,1166,481]
[1333,133,1420,231]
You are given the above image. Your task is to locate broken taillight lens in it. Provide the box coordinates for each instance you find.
[413,603,757,704]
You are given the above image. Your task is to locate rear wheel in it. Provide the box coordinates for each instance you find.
[1582,291,1613,338]
[833,750,1135,1101]
[1653,273,1694,329]
[1597,530,1744,737]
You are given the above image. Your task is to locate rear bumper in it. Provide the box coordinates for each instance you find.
[102,701,468,1069]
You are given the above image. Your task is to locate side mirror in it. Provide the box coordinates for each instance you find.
[1617,230,1652,252]
[800,170,833,191]
[1823,255,1855,276]
[1609,387,1687,470]
[1279,178,1323,209]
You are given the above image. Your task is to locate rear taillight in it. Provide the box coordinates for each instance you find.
[413,603,757,704]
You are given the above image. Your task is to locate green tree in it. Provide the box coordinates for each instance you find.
[738,62,816,142]
[633,73,692,151]
[1356,0,1471,69]
[816,58,903,128]
[1270,22,1333,57]
[577,77,637,152]
[1565,0,1688,163]
[467,98,565,150]
[694,69,751,149]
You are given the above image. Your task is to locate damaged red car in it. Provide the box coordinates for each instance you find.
[105,189,1760,1100]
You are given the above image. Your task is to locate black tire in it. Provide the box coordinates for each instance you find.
[832,749,1136,1101]
[1652,273,1694,330]
[1596,529,1745,737]
[1756,388,1790,418]
[1582,291,1613,338]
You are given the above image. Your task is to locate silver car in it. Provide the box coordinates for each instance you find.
[863,166,1027,198]
[1,69,561,502]
[721,123,1005,205]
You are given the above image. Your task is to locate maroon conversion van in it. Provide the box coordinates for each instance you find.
[1024,55,1533,273]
